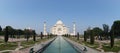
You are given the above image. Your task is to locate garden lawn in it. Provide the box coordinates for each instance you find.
[0,42,17,51]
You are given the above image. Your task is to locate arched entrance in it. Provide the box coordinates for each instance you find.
[57,28,62,35]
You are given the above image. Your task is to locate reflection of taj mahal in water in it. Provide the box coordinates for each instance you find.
[43,20,76,35]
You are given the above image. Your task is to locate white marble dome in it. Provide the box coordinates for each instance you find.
[56,20,63,24]
[51,20,69,35]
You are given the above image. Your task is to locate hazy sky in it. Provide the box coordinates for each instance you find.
[0,0,120,34]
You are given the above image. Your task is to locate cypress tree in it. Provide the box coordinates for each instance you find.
[4,26,9,43]
[41,32,43,39]
[84,31,87,42]
[0,26,2,32]
[77,32,79,40]
[90,30,94,44]
[33,30,36,41]
[110,32,114,48]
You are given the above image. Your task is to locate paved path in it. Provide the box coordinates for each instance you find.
[0,50,14,53]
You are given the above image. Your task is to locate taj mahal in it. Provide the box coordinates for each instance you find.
[43,20,76,35]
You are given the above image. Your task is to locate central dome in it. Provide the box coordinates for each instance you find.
[56,20,63,24]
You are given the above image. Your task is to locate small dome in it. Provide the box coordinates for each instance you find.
[56,20,63,24]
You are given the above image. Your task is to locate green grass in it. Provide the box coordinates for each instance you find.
[102,45,120,52]
[21,40,38,49]
[69,37,99,49]
[0,39,4,43]
[101,41,120,52]
[83,41,99,49]
[2,51,10,53]
[0,36,56,51]
[20,37,52,49]
[68,36,120,52]
[115,40,120,47]
[0,42,17,51]
[0,41,3,43]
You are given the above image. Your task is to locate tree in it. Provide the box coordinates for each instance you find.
[47,33,50,39]
[24,29,30,41]
[109,20,120,48]
[84,31,87,42]
[32,30,36,41]
[50,33,53,38]
[16,29,24,38]
[92,27,103,40]
[40,32,43,39]
[3,26,14,42]
[4,26,9,43]
[110,31,114,48]
[0,26,2,32]
[92,27,103,36]
[110,20,120,37]
[0,26,2,35]
[90,30,94,44]
[86,27,91,38]
[103,24,109,39]
[5,26,14,38]
[77,32,79,40]
[18,29,24,35]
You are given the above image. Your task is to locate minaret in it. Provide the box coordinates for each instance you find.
[44,21,47,35]
[73,22,76,35]
[67,27,70,35]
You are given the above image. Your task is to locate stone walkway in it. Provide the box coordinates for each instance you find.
[0,50,14,53]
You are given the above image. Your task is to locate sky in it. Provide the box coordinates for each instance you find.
[0,0,120,34]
